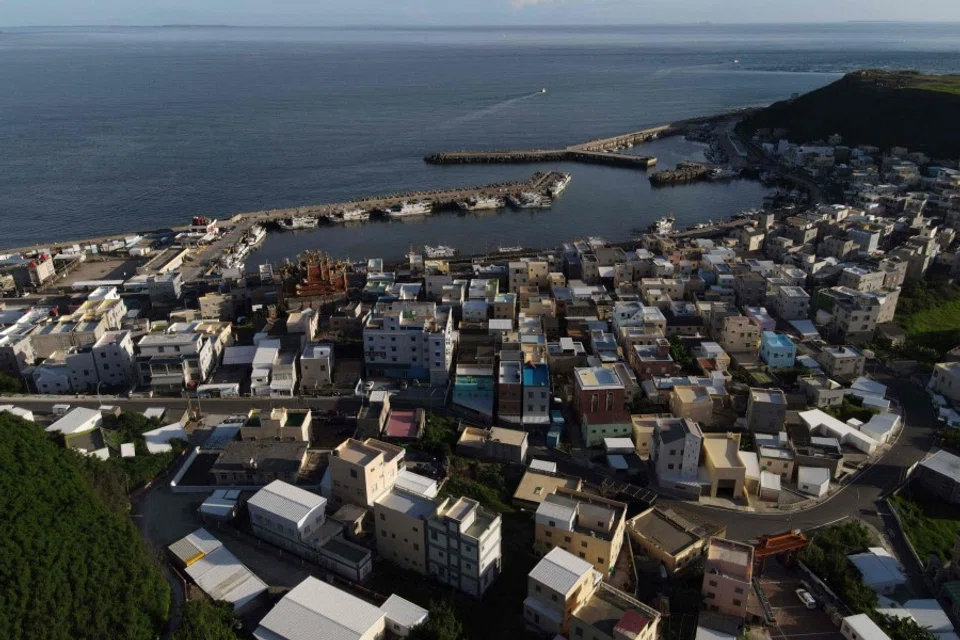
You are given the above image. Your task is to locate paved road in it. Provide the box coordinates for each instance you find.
[0,395,362,417]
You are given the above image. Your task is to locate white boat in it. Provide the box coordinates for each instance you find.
[508,192,552,209]
[456,196,504,211]
[340,207,370,222]
[424,245,459,259]
[244,224,266,247]
[540,88,547,93]
[497,245,524,253]
[649,216,675,234]
[279,215,319,230]
[548,173,572,198]
[710,168,739,181]
[386,201,434,217]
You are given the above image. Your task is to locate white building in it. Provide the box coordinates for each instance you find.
[427,496,502,597]
[363,301,456,386]
[136,332,215,392]
[248,480,329,546]
[168,528,267,611]
[254,576,385,640]
[250,338,281,396]
[92,330,137,388]
[32,346,99,394]
[301,342,335,390]
[651,417,704,493]
[379,594,429,638]
[798,409,879,454]
[841,614,891,640]
[848,547,907,595]
[797,466,830,497]
[46,407,102,435]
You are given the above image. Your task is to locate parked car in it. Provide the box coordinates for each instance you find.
[795,588,817,610]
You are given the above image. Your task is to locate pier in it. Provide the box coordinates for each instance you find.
[425,149,656,169]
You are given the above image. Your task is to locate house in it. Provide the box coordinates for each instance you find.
[524,547,602,636]
[211,441,308,486]
[799,409,878,454]
[746,389,787,434]
[848,547,907,595]
[774,285,811,321]
[840,614,891,640]
[300,342,334,391]
[512,469,584,510]
[574,367,632,447]
[759,332,796,369]
[522,363,551,425]
[651,417,704,498]
[240,407,312,442]
[702,538,754,619]
[534,487,627,577]
[253,576,386,640]
[930,362,960,403]
[799,375,845,408]
[32,347,97,393]
[456,425,529,465]
[757,433,795,482]
[809,343,866,380]
[701,433,747,500]
[136,332,215,392]
[797,466,831,497]
[374,487,437,575]
[626,505,725,574]
[570,583,661,640]
[379,594,429,638]
[498,359,523,423]
[428,496,503,597]
[669,385,714,426]
[91,330,137,388]
[168,528,267,611]
[287,308,318,338]
[718,316,761,356]
[915,450,960,505]
[328,438,405,507]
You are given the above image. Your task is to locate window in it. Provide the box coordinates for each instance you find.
[545,531,552,538]
[564,536,571,543]
[733,599,742,607]
[597,558,604,564]
[431,531,438,541]
[548,520,555,527]
[379,513,385,520]
[535,584,541,592]
[708,580,718,587]
[590,394,599,413]
[551,594,558,602]
[667,464,675,470]
[579,552,586,558]
[705,592,715,599]
[581,541,587,548]
[734,587,744,595]
[605,392,614,411]
[575,628,583,637]
[350,469,358,479]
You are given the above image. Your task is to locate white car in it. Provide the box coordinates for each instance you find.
[795,588,817,610]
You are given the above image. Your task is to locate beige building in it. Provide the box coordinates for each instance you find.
[513,469,583,511]
[630,415,661,459]
[702,538,754,619]
[524,547,602,636]
[669,385,714,426]
[534,488,627,577]
[570,582,661,640]
[809,343,866,380]
[931,361,960,403]
[718,315,761,355]
[329,438,405,507]
[701,433,747,500]
[240,407,312,441]
[627,505,725,575]
[374,487,435,574]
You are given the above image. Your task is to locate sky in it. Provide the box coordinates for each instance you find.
[2,0,960,27]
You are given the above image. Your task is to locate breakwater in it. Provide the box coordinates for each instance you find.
[649,161,712,187]
[424,149,656,169]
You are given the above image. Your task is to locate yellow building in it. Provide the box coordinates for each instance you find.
[534,488,627,577]
[701,433,747,500]
[570,582,661,640]
[329,438,404,507]
[524,547,603,636]
[373,488,435,574]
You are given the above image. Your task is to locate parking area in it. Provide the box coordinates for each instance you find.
[758,562,843,640]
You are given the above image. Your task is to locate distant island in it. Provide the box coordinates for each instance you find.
[739,70,960,158]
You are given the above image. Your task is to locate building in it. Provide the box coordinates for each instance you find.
[534,487,627,577]
[701,433,747,500]
[718,316,761,355]
[746,389,787,434]
[930,362,960,403]
[456,425,529,465]
[199,292,235,321]
[363,301,456,386]
[91,330,137,388]
[797,466,831,497]
[570,582,661,640]
[374,487,437,575]
[799,375,845,408]
[300,342,334,391]
[809,343,866,380]
[512,468,584,511]
[759,331,796,369]
[147,273,183,304]
[574,367,632,447]
[380,595,429,638]
[498,359,523,423]
[915,450,960,505]
[136,332,215,392]
[840,614,891,640]
[522,363,551,425]
[757,434,795,482]
[626,506,725,574]
[287,308,319,338]
[702,538,754,619]
[253,576,386,640]
[211,441,308,486]
[427,496,503,597]
[524,548,603,636]
[820,287,882,343]
[32,347,97,393]
[848,547,907,595]
[651,417,703,496]
[774,285,811,321]
[241,407,312,441]
[328,438,405,507]
[45,406,102,435]
[169,529,268,611]
[669,385,714,426]
[799,409,879,454]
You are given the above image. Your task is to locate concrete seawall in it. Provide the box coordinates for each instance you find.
[424,149,656,169]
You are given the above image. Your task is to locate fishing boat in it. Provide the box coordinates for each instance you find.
[547,173,572,197]
[278,216,319,230]
[497,245,524,253]
[340,207,370,222]
[508,192,552,209]
[648,216,676,234]
[424,245,459,259]
[386,201,434,217]
[456,196,505,212]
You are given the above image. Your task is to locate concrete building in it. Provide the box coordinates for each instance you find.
[211,441,308,486]
[839,266,887,293]
[363,301,456,385]
[746,389,787,434]
[374,487,437,575]
[379,595,429,638]
[147,273,183,304]
[797,466,830,497]
[651,417,703,495]
[300,342,334,391]
[810,343,866,380]
[524,547,602,636]
[759,331,796,369]
[915,450,960,505]
[427,496,503,597]
[498,358,524,423]
[574,367,632,447]
[840,614,891,640]
[626,506,724,574]
[848,547,907,595]
[329,438,405,507]
[718,316,761,355]
[669,385,715,426]
[702,538,754,619]
[701,433,747,500]
[199,292,235,321]
[570,583,661,640]
[930,362,960,403]
[512,468,584,511]
[799,375,845,408]
[774,285,811,321]
[241,407,312,442]
[534,487,627,577]
[32,346,98,393]
[136,332,215,392]
[522,363,551,425]
[287,308,318,338]
[91,330,137,388]
[456,425,529,465]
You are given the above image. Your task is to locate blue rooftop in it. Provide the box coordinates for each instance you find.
[762,331,795,349]
[523,363,550,387]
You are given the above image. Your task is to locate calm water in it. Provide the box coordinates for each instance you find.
[2,24,960,257]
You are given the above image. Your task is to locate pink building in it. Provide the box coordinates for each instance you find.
[702,538,754,619]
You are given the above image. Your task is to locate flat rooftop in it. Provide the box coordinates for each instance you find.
[384,411,420,439]
[575,366,622,390]
[702,437,743,469]
[750,388,787,405]
[628,506,721,555]
[513,470,582,506]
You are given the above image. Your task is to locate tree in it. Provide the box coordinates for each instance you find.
[0,371,22,394]
[668,335,698,374]
[407,601,463,640]
[174,600,247,640]
[880,613,938,640]
[0,413,170,640]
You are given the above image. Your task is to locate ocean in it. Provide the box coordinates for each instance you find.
[2,23,960,259]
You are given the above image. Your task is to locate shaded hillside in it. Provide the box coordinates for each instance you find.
[740,70,960,158]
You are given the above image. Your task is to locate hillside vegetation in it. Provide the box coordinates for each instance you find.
[740,70,960,158]
[0,413,170,640]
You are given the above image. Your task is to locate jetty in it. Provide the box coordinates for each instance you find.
[649,161,712,187]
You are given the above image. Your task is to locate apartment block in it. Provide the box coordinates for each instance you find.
[702,538,754,619]
[759,331,796,369]
[363,301,456,386]
[91,330,137,388]
[328,438,405,507]
[136,332,215,392]
[300,342,334,390]
[524,547,602,636]
[746,388,787,434]
[774,285,811,321]
[427,496,502,597]
[374,487,435,574]
[718,316,761,355]
[651,417,703,494]
[809,343,866,380]
[534,487,627,577]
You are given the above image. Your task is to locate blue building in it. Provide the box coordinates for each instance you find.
[759,331,797,369]
[522,363,551,426]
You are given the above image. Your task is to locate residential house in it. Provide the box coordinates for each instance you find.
[363,301,456,385]
[523,547,602,636]
[702,538,754,619]
[534,487,627,577]
[930,362,960,403]
[300,342,334,391]
[651,417,703,497]
[91,330,137,388]
[746,389,787,434]
[456,425,529,465]
[774,285,811,321]
[427,496,503,597]
[328,438,405,507]
[136,332,215,392]
[759,332,796,370]
[718,316,761,356]
[574,367,632,447]
[701,433,747,499]
[569,583,661,640]
[211,441,308,486]
[915,450,960,506]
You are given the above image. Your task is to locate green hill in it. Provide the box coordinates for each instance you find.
[0,413,170,640]
[739,70,960,158]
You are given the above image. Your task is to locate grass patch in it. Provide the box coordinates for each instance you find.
[825,397,879,424]
[893,280,960,361]
[440,457,517,515]
[890,486,960,563]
